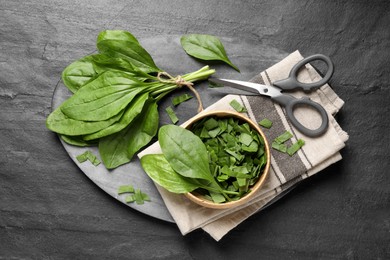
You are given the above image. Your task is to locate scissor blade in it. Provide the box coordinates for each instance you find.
[209,78,281,97]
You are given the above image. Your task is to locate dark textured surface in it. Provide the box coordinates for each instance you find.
[1,0,389,259]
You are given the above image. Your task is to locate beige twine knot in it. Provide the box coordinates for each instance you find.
[157,72,203,112]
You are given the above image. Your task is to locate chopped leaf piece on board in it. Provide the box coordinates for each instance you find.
[229,99,247,113]
[118,185,135,194]
[287,139,305,156]
[141,192,151,202]
[172,94,193,106]
[119,185,150,204]
[165,106,179,124]
[132,189,151,205]
[76,152,89,163]
[125,195,135,203]
[134,189,144,205]
[76,150,101,166]
[259,118,273,129]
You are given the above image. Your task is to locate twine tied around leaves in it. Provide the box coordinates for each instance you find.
[157,72,203,112]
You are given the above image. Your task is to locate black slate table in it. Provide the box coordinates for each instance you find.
[1,1,389,259]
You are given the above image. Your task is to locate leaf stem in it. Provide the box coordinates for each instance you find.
[148,66,215,111]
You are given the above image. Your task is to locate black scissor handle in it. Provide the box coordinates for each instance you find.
[272,94,329,137]
[273,54,334,92]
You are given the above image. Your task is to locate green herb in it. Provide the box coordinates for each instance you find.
[239,133,253,146]
[117,184,150,205]
[118,185,135,194]
[271,131,305,156]
[209,191,226,203]
[76,152,89,163]
[97,30,159,74]
[208,80,224,88]
[133,189,151,205]
[165,106,179,124]
[287,139,305,156]
[180,34,240,72]
[76,150,101,166]
[229,99,247,113]
[60,135,97,147]
[190,117,267,200]
[141,117,267,204]
[46,103,125,136]
[125,195,135,203]
[172,93,193,106]
[62,30,155,94]
[259,118,273,129]
[83,93,149,141]
[99,100,159,169]
[271,141,288,153]
[158,125,215,182]
[46,30,216,169]
[125,190,150,205]
[274,131,293,144]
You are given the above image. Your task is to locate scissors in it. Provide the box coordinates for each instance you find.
[209,54,334,137]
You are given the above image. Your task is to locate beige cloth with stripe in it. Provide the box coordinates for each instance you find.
[138,50,348,241]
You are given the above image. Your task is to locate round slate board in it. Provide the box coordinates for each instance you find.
[51,35,287,223]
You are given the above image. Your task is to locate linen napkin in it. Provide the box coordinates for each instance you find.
[138,50,348,241]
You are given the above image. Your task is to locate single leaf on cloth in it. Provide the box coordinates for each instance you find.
[180,34,240,72]
[99,99,159,169]
[141,154,199,193]
[158,125,214,182]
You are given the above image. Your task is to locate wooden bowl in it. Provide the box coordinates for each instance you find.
[182,110,270,209]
